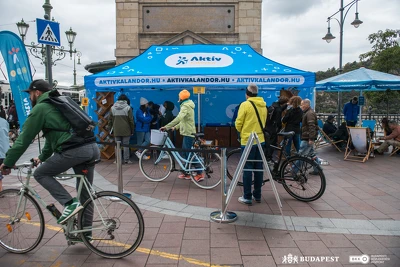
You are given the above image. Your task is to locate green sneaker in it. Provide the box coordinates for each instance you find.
[57,198,83,224]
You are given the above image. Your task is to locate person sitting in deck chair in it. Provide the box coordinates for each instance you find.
[323,115,337,138]
[374,120,400,155]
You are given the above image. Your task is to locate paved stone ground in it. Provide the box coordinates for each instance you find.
[98,146,400,221]
[0,141,399,266]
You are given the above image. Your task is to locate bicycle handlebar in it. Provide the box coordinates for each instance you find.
[14,159,38,169]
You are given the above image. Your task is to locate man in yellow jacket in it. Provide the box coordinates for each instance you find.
[235,83,267,205]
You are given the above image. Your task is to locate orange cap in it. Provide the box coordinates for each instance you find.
[179,89,190,101]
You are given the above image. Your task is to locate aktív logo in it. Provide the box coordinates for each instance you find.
[165,53,233,68]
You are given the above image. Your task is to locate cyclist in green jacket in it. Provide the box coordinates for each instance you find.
[0,79,100,229]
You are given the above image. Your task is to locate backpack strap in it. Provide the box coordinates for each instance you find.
[248,100,265,132]
[42,127,70,138]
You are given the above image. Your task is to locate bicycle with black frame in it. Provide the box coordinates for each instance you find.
[226,131,326,202]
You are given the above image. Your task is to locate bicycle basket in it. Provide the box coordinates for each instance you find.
[150,130,168,146]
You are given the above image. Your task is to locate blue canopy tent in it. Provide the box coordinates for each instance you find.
[84,44,315,126]
[316,67,400,123]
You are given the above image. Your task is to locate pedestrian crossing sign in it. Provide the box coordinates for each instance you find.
[36,18,61,46]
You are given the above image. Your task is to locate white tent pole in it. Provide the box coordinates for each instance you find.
[359,90,363,125]
[198,93,201,133]
[313,87,316,109]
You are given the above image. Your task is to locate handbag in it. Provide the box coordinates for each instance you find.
[248,101,270,145]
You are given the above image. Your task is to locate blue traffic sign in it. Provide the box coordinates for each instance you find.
[358,96,365,106]
[36,18,60,46]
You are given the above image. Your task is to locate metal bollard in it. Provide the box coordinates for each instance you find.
[115,141,132,199]
[210,148,238,223]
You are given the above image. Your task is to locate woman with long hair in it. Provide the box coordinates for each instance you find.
[282,96,303,156]
[381,117,392,136]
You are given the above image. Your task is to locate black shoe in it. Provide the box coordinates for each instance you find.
[252,196,261,203]
[374,149,383,155]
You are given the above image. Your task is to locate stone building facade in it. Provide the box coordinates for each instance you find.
[115,0,262,65]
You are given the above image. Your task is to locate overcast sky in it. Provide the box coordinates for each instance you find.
[0,0,399,86]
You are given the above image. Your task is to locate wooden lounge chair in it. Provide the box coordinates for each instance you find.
[390,138,400,156]
[391,146,400,156]
[315,120,344,152]
[344,127,373,163]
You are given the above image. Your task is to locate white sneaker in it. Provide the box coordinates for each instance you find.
[125,160,133,164]
[135,151,141,159]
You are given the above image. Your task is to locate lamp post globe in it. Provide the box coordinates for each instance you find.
[16,19,29,43]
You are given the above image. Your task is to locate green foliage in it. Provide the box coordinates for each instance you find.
[315,67,338,82]
[359,29,400,63]
[372,46,400,74]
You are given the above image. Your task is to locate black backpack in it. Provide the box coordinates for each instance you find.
[265,102,282,134]
[44,90,95,138]
[266,105,275,124]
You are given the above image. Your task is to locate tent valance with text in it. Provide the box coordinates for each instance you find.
[84,44,315,90]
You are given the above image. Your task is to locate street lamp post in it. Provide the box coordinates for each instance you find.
[16,0,81,87]
[322,0,363,124]
[73,49,82,86]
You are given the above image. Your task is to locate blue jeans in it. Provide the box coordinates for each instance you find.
[241,144,263,200]
[136,131,150,152]
[182,136,194,160]
[182,136,201,174]
[298,140,320,172]
[285,133,301,156]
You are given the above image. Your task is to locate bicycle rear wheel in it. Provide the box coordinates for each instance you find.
[0,189,45,253]
[226,148,250,186]
[139,148,172,182]
[280,156,326,202]
[189,152,221,189]
[78,191,144,259]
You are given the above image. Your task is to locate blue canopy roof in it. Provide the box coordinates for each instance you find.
[84,44,315,90]
[316,67,400,91]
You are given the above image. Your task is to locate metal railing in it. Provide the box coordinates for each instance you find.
[316,113,400,132]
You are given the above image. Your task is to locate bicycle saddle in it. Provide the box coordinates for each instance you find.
[82,159,102,167]
[278,131,295,137]
[194,133,205,138]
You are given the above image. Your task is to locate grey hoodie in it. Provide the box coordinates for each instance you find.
[108,100,135,137]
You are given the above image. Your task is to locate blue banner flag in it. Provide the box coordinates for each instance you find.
[0,31,32,127]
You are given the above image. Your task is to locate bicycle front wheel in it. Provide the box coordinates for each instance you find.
[78,191,144,259]
[139,148,172,182]
[0,189,45,253]
[280,156,326,202]
[189,152,221,189]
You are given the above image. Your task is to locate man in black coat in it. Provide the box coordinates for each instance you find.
[323,115,337,137]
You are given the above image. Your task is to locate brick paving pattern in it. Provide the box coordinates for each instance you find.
[0,143,399,266]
